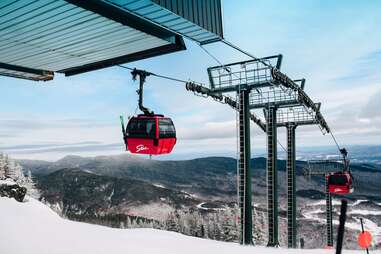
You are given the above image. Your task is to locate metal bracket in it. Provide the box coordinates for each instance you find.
[131,68,154,115]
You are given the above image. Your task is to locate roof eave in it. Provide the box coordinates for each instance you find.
[60,35,186,76]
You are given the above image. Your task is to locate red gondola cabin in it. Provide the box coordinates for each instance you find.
[327,172,353,194]
[124,114,176,155]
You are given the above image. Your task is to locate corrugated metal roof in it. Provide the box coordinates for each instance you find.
[0,0,224,81]
[103,0,223,44]
[0,0,185,80]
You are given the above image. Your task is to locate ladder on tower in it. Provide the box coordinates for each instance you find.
[326,176,333,247]
[236,89,253,245]
[266,106,278,246]
[238,90,246,244]
[286,124,297,248]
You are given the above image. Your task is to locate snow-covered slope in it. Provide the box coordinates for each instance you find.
[0,197,378,254]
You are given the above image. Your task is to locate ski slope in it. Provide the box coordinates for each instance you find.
[0,197,378,254]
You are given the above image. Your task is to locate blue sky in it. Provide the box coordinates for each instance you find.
[0,0,380,160]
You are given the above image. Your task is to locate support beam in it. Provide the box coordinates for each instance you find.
[266,106,279,247]
[249,100,300,110]
[238,89,253,245]
[64,0,177,41]
[186,85,266,132]
[326,176,334,247]
[0,62,53,81]
[62,36,185,76]
[286,124,297,248]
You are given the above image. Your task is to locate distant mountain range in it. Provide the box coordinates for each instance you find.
[37,168,199,218]
[292,145,381,165]
[20,154,381,201]
[18,154,381,249]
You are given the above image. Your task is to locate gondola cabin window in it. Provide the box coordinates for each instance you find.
[126,118,156,138]
[159,118,176,138]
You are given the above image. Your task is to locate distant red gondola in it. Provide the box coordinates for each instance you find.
[327,171,353,194]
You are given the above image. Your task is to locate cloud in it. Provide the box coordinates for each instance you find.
[8,143,122,154]
[178,120,235,140]
[330,49,381,85]
[0,141,102,151]
[0,118,112,131]
[361,88,381,119]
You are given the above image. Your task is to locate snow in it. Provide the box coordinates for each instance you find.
[196,202,225,211]
[0,197,379,254]
[107,188,114,202]
[83,169,96,174]
[334,217,381,244]
[304,200,381,244]
[197,202,208,210]
[179,189,199,199]
[0,179,17,185]
[153,183,166,189]
[350,200,368,207]
[126,202,174,220]
[303,208,325,223]
[312,199,342,206]
[348,210,381,216]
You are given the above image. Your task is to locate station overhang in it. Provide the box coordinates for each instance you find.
[104,0,224,44]
[0,0,223,81]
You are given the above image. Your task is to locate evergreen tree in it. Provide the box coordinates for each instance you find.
[205,217,213,239]
[213,213,222,240]
[9,160,26,184]
[165,212,180,232]
[221,209,237,242]
[24,169,40,198]
[3,154,12,179]
[0,153,40,198]
[199,224,205,238]
[252,206,266,244]
[187,210,199,236]
[0,153,5,179]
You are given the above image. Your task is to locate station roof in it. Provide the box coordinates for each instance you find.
[104,0,223,44]
[0,0,223,81]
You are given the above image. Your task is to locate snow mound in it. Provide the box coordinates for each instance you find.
[0,179,17,185]
[0,197,378,254]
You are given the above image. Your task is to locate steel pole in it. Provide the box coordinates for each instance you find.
[266,105,279,247]
[360,218,370,254]
[336,200,348,254]
[286,124,297,248]
[238,89,253,245]
[326,176,334,247]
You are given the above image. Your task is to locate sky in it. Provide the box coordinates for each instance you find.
[0,0,380,161]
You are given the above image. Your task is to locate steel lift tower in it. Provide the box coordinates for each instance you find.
[249,80,328,247]
[207,54,330,246]
[303,160,345,247]
[276,104,327,247]
[266,69,331,248]
[208,55,282,245]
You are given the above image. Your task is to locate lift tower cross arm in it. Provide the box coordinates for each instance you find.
[185,82,267,132]
[271,68,330,133]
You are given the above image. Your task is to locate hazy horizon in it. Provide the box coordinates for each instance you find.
[9,144,381,163]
